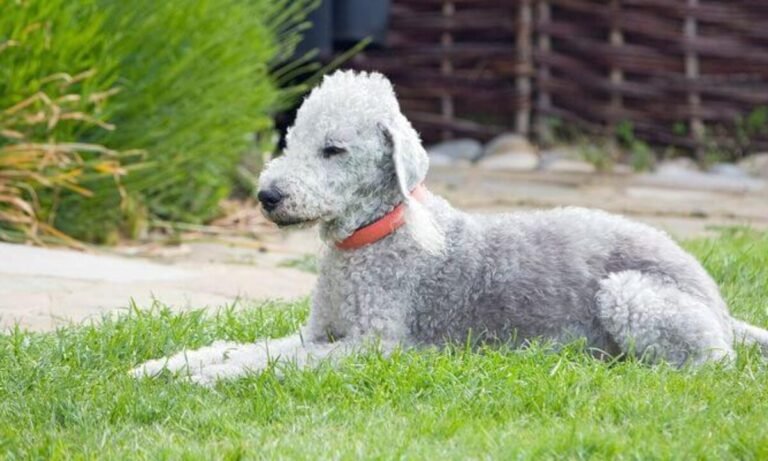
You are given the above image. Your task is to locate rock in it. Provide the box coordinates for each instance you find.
[543,159,597,174]
[611,163,634,175]
[428,152,471,167]
[650,158,764,191]
[537,146,597,173]
[427,138,483,162]
[480,133,536,160]
[478,133,538,170]
[738,153,768,178]
[539,146,581,163]
[640,165,765,193]
[540,157,597,174]
[708,162,749,178]
[478,151,539,171]
[655,157,699,174]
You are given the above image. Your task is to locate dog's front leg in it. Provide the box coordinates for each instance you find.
[130,331,314,379]
[184,335,398,386]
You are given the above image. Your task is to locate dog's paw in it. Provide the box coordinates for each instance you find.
[129,358,170,379]
[129,341,244,380]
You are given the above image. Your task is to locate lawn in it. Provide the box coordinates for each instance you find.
[1,229,767,459]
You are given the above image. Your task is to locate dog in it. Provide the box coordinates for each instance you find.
[132,70,768,385]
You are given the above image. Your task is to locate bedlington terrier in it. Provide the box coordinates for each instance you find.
[133,70,768,385]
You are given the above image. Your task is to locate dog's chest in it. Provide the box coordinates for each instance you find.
[316,245,424,337]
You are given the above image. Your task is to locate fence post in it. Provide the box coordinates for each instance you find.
[535,0,552,141]
[608,0,624,136]
[440,1,455,140]
[516,0,533,136]
[685,0,705,158]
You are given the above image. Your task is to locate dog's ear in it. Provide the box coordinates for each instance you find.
[379,123,413,204]
[379,122,445,255]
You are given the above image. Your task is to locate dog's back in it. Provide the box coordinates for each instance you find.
[405,197,729,350]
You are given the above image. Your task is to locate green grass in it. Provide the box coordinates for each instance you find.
[1,229,768,459]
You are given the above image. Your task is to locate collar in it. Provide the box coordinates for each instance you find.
[335,183,428,251]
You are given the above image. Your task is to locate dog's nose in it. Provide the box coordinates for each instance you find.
[257,188,284,211]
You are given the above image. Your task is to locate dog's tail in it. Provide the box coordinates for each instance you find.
[732,317,768,355]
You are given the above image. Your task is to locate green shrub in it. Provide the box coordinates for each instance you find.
[0,2,132,244]
[1,0,317,243]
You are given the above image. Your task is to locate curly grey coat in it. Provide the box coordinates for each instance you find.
[133,70,768,385]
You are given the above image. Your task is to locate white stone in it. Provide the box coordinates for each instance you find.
[540,146,582,162]
[541,158,596,174]
[429,152,471,167]
[612,164,634,175]
[478,152,539,171]
[738,153,768,178]
[708,163,749,178]
[427,138,483,162]
[640,168,765,193]
[539,146,602,173]
[481,133,536,159]
[656,157,699,174]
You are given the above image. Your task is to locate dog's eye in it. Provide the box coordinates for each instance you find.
[321,145,346,158]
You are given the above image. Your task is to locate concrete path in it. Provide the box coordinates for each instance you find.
[0,239,317,331]
[1,166,766,331]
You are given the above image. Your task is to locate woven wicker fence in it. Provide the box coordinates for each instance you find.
[345,0,768,155]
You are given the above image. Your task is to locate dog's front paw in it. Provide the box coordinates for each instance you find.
[129,341,243,380]
[130,358,170,379]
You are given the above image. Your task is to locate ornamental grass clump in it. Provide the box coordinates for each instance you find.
[1,0,317,244]
[0,41,141,244]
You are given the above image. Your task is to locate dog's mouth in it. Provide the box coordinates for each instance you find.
[260,203,325,229]
[262,211,320,228]
[274,218,319,228]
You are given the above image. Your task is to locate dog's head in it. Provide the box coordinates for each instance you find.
[258,70,442,251]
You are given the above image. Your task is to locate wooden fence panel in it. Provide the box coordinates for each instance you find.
[343,0,768,153]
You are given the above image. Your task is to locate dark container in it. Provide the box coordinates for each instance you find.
[333,0,391,46]
[294,0,334,59]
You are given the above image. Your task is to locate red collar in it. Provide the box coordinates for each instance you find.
[336,184,428,250]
